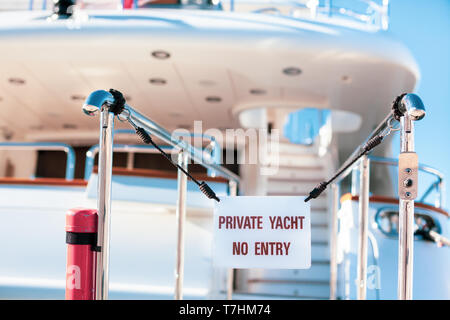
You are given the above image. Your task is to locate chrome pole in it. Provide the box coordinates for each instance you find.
[396,93,426,300]
[397,198,414,300]
[126,152,135,170]
[397,116,415,300]
[356,156,370,300]
[226,180,238,300]
[95,107,115,300]
[174,150,188,300]
[351,167,359,196]
[330,183,339,300]
[84,144,174,180]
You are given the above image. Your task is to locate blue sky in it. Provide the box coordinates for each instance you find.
[389,0,450,210]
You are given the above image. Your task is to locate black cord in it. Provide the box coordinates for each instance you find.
[304,134,384,202]
[135,127,221,202]
[108,89,126,115]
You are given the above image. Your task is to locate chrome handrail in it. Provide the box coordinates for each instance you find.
[122,106,240,183]
[419,181,442,207]
[227,0,390,30]
[0,142,75,180]
[14,0,389,31]
[111,129,222,178]
[334,155,445,209]
[84,143,174,180]
[369,156,444,180]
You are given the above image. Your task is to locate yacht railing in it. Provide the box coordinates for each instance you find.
[0,142,75,181]
[84,143,173,180]
[224,0,389,30]
[112,129,222,177]
[84,130,221,180]
[7,0,389,31]
[114,110,239,184]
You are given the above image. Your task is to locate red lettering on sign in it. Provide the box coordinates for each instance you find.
[254,242,291,255]
[226,216,232,229]
[284,242,291,255]
[299,216,304,229]
[232,242,248,255]
[218,216,225,229]
[269,216,305,229]
[219,216,263,229]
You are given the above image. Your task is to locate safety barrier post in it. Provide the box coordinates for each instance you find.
[329,183,339,300]
[174,150,188,300]
[356,156,370,299]
[396,94,425,300]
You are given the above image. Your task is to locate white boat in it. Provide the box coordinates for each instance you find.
[0,0,448,300]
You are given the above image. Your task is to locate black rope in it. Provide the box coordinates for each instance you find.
[304,134,385,202]
[135,127,220,202]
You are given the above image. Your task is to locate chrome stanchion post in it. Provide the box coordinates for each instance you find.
[397,114,416,300]
[95,107,115,300]
[330,183,339,300]
[226,180,237,300]
[175,150,188,300]
[356,155,370,300]
[396,93,426,300]
[351,167,359,196]
[126,152,135,170]
[82,90,120,300]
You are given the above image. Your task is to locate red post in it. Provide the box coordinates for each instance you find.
[65,208,98,300]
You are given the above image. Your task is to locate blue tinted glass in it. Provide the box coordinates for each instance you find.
[283,108,331,145]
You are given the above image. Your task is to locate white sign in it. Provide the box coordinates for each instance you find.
[213,196,311,269]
